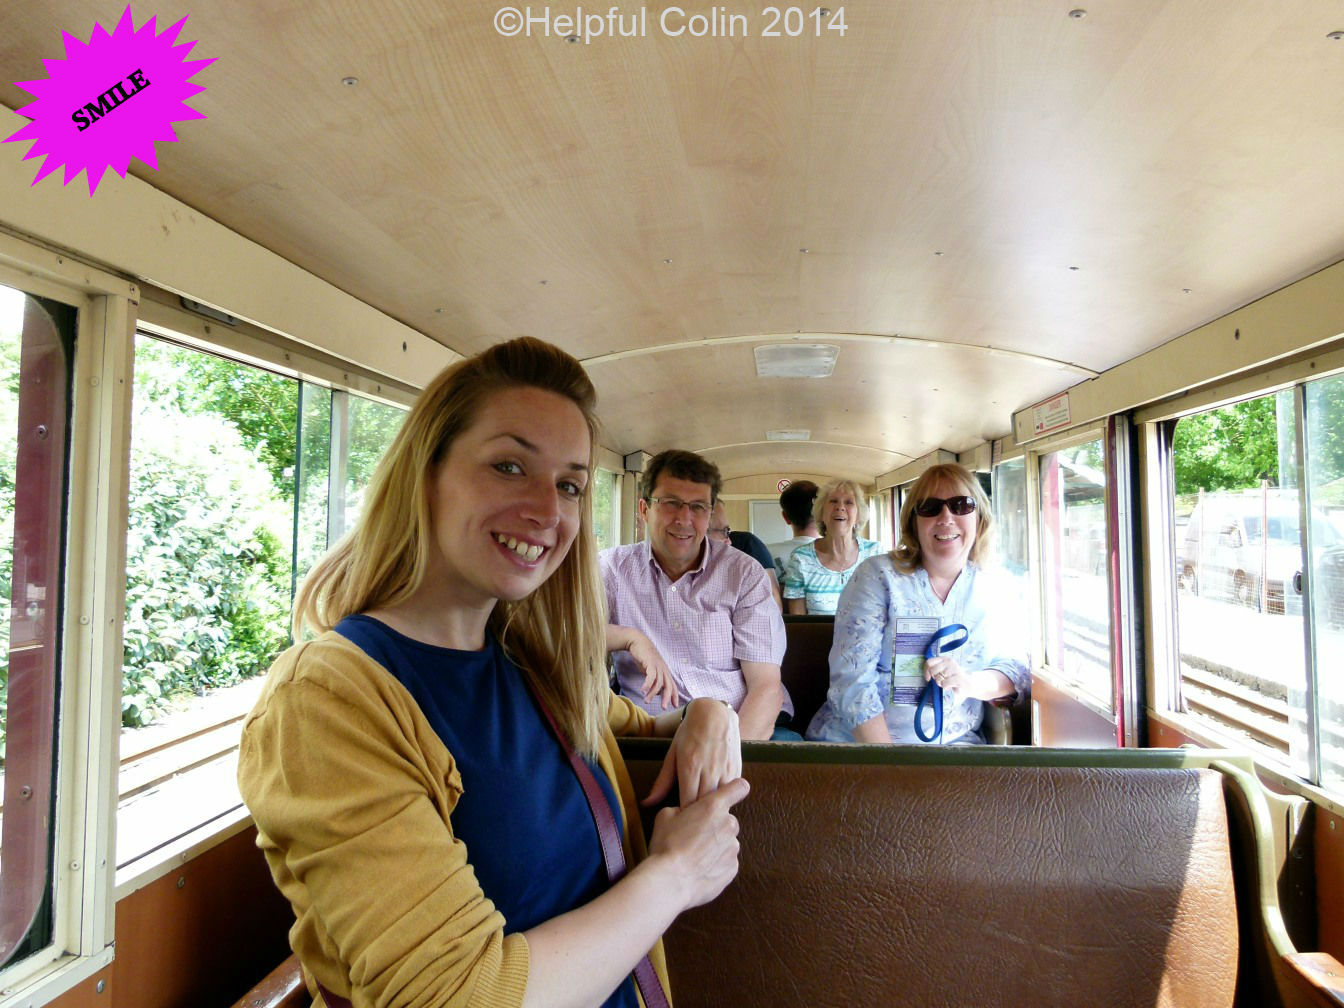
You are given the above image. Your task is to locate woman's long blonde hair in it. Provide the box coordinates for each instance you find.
[891,463,994,575]
[293,337,610,758]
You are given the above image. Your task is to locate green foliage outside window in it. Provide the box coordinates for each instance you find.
[1174,397,1282,501]
[592,469,617,551]
[121,340,294,727]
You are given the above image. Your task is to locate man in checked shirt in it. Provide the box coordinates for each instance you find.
[601,450,793,740]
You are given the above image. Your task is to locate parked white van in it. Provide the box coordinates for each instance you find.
[1176,492,1343,613]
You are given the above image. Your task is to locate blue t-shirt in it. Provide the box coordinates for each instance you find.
[335,615,638,1008]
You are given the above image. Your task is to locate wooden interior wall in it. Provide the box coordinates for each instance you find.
[1030,674,1118,748]
[44,826,292,1008]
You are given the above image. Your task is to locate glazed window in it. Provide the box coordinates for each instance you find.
[592,467,620,551]
[117,335,405,870]
[1038,439,1112,709]
[992,458,1028,581]
[1300,377,1344,790]
[0,284,75,967]
[1169,392,1310,774]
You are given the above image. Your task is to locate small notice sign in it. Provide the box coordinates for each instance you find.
[777,478,790,492]
[1029,392,1071,436]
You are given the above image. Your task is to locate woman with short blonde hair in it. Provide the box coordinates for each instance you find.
[891,464,994,575]
[780,478,883,614]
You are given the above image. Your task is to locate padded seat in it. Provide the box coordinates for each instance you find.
[622,741,1308,1008]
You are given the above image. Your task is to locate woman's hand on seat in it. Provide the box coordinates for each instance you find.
[644,698,741,807]
[646,776,750,911]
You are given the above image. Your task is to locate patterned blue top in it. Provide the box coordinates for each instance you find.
[780,538,884,615]
[805,556,1031,745]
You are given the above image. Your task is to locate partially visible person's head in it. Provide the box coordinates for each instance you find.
[892,463,992,574]
[779,480,819,532]
[708,500,732,544]
[638,449,722,504]
[814,479,869,541]
[638,450,722,576]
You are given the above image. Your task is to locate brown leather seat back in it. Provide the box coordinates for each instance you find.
[643,758,1239,1008]
[779,615,834,733]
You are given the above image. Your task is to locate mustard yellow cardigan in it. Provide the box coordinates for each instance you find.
[237,631,670,1008]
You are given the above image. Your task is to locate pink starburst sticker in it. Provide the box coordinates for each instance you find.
[4,7,214,195]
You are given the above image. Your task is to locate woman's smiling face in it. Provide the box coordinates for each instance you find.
[823,487,857,538]
[424,384,591,613]
[914,476,978,576]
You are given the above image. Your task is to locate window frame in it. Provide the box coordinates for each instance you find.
[111,325,409,884]
[1025,422,1122,723]
[0,237,133,1004]
[1134,342,1344,800]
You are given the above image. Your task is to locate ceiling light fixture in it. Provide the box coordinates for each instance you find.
[766,429,811,441]
[754,344,838,378]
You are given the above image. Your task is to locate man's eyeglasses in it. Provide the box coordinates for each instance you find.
[647,496,713,518]
[708,524,731,538]
[914,495,977,518]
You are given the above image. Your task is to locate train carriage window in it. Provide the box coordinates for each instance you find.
[118,334,407,869]
[1170,391,1309,775]
[992,458,1028,590]
[342,393,405,536]
[0,283,74,966]
[872,489,895,551]
[295,383,333,588]
[592,467,619,552]
[297,388,406,591]
[1038,438,1113,709]
[1303,376,1344,790]
[117,336,298,866]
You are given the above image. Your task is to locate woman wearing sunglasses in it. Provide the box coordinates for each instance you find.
[779,479,884,615]
[805,463,1029,744]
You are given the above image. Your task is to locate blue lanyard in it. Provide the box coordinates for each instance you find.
[913,623,968,743]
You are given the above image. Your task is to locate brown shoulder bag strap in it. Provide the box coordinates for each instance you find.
[531,691,672,1008]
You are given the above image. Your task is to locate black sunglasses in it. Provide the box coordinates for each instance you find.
[914,495,977,518]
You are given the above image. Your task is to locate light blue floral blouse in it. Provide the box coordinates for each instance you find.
[780,538,884,615]
[805,555,1031,745]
